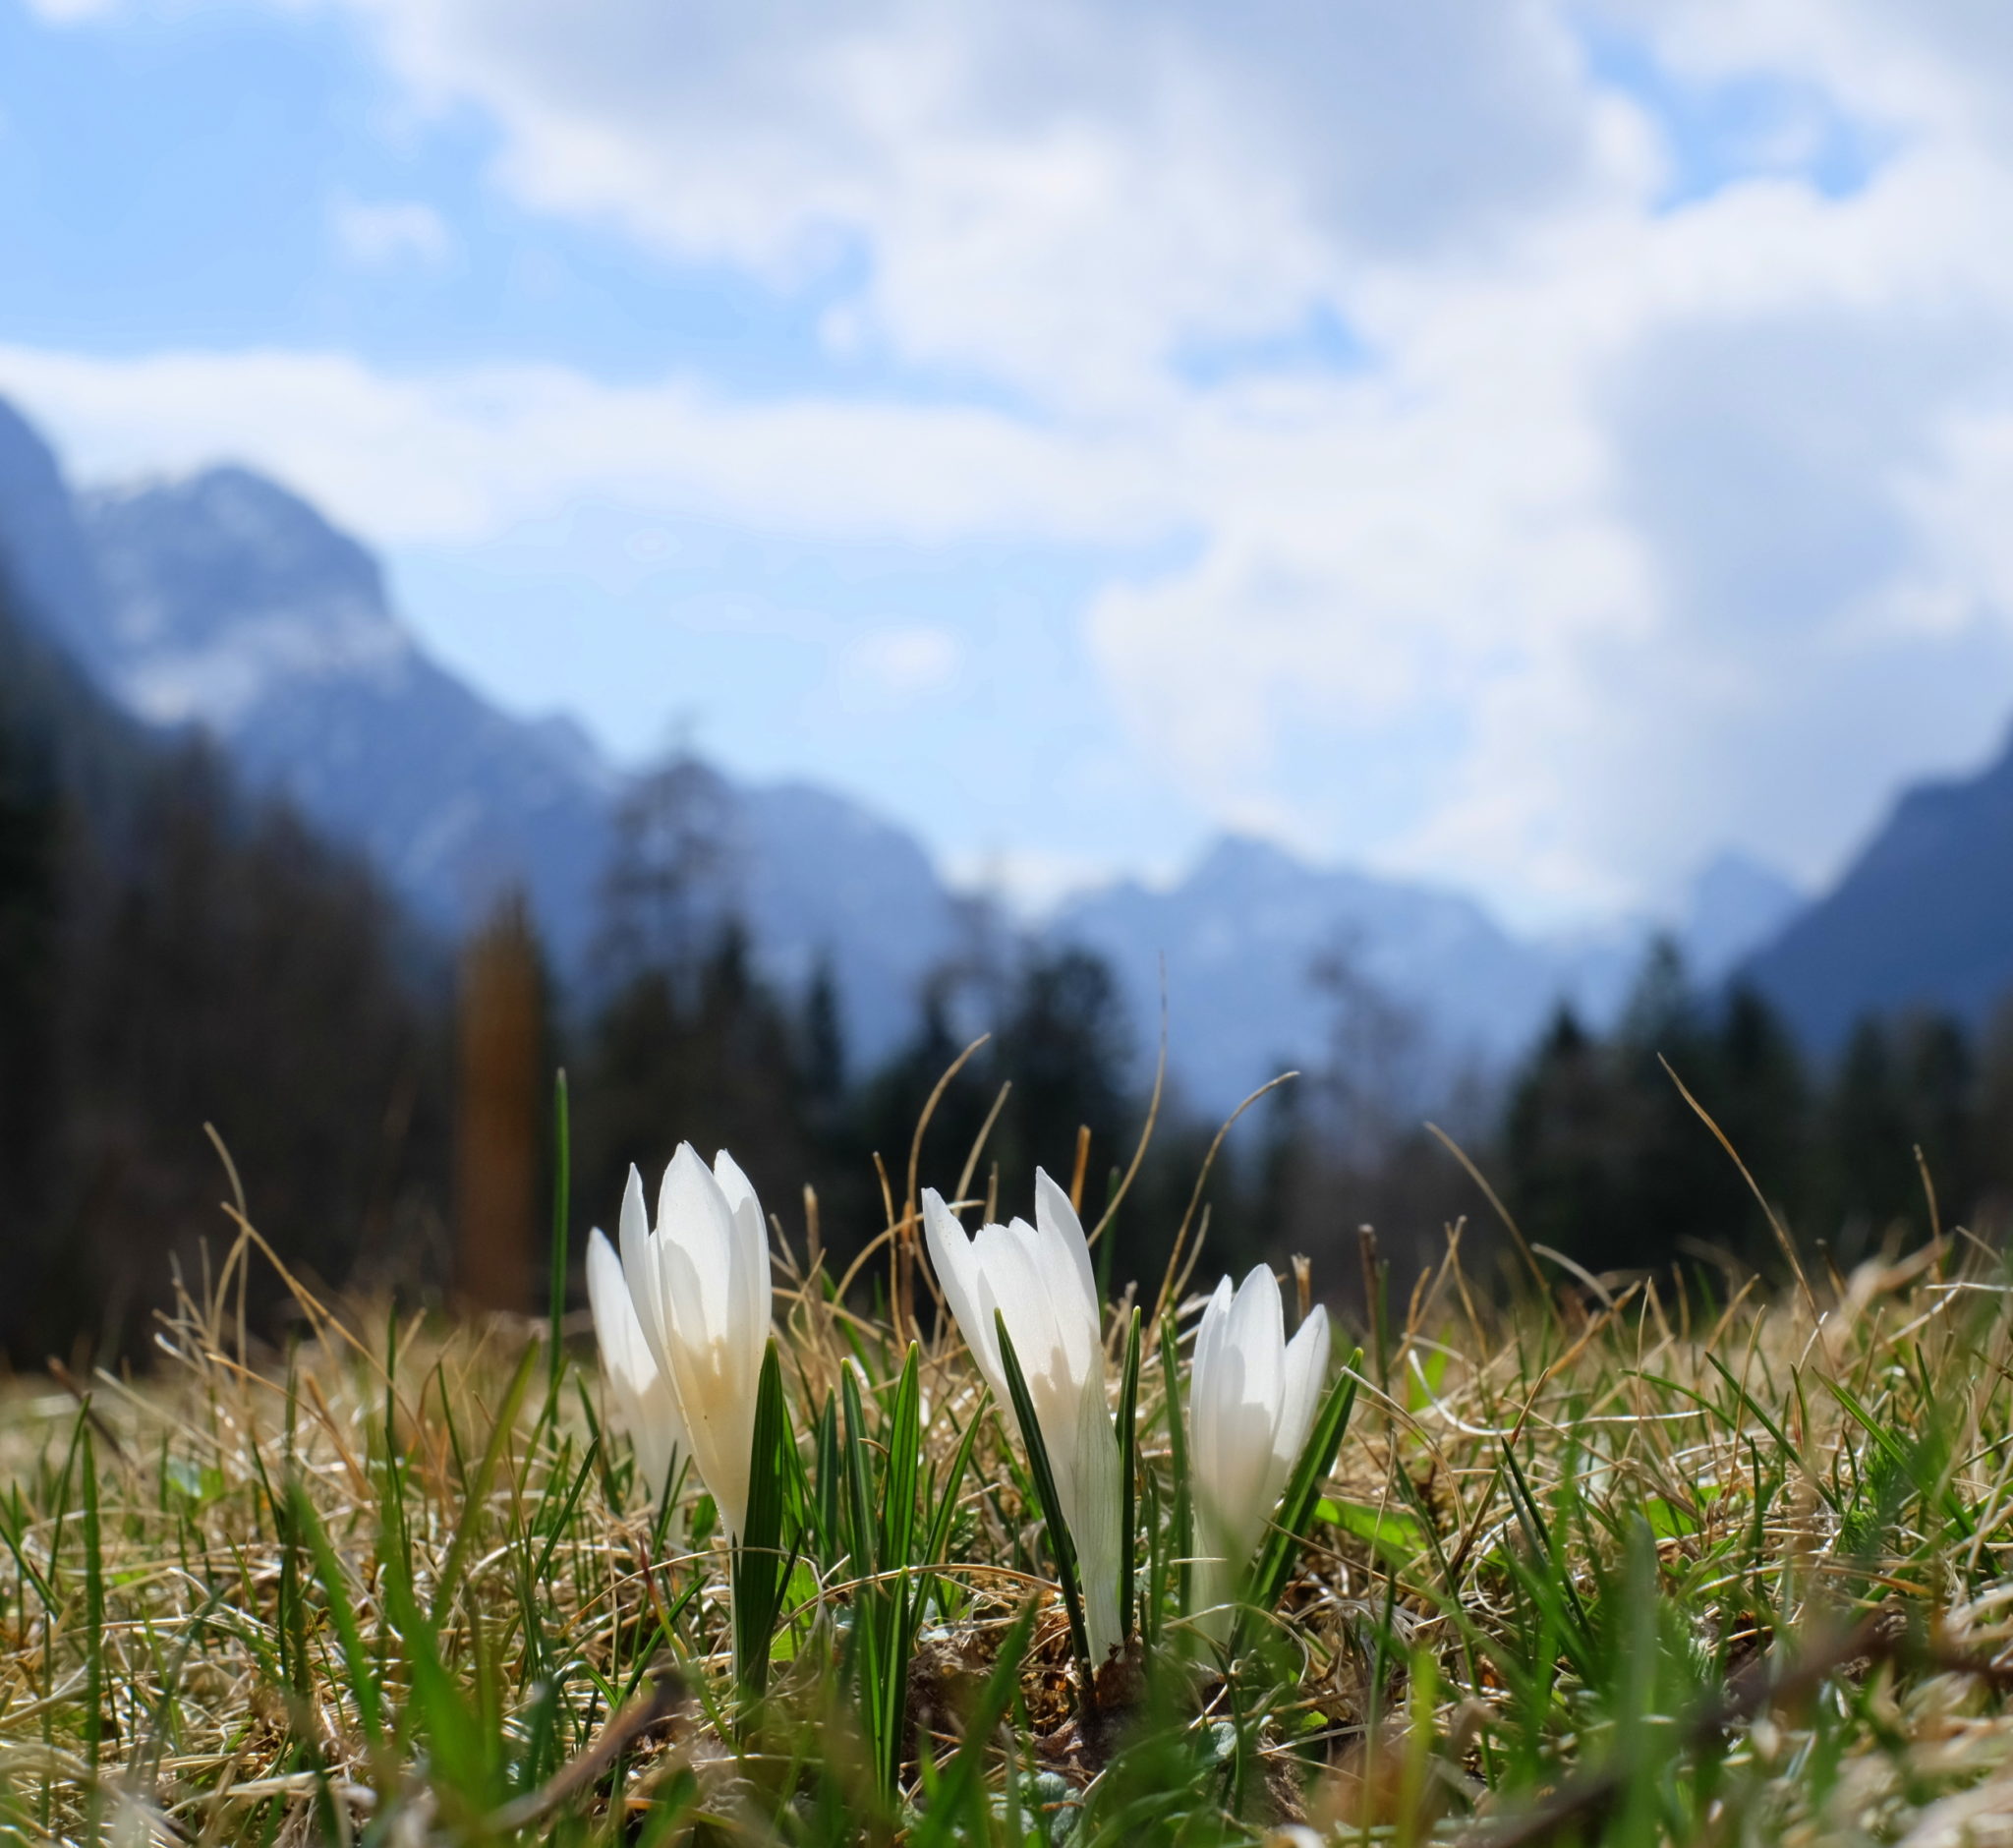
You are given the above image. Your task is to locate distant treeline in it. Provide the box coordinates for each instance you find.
[6,575,2013,1362]
[1501,940,2013,1283]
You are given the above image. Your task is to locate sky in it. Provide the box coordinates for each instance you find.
[6,1,2013,925]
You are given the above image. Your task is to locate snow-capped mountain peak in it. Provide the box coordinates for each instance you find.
[82,467,415,728]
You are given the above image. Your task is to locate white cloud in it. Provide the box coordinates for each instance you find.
[849,624,961,701]
[0,343,1167,546]
[330,194,453,267]
[20,0,2013,923]
[325,0,1621,409]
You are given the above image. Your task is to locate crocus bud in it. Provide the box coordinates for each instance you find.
[1189,1266,1331,1639]
[923,1171,1123,1664]
[616,1144,774,1542]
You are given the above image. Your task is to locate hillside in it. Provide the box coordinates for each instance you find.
[0,399,963,1068]
[0,545,448,1360]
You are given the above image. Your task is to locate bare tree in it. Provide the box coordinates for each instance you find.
[597,752,742,988]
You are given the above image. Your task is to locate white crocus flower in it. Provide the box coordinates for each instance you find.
[616,1143,773,1543]
[1189,1266,1332,1640]
[923,1171,1124,1665]
[586,1226,687,1514]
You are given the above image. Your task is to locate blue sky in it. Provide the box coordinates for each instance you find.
[7,0,2013,920]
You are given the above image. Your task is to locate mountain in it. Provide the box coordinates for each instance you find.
[1677,850,1806,983]
[1050,837,1557,1114]
[0,397,961,1067]
[0,392,1811,1101]
[78,466,619,967]
[1050,837,1807,1114]
[1742,724,2013,1052]
[0,401,116,684]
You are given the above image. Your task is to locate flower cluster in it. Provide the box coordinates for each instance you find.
[591,1143,1343,1657]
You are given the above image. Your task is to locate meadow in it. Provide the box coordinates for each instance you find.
[3,1094,2012,1848]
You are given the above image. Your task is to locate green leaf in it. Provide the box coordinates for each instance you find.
[1317,1496,1428,1565]
[834,1343,930,1805]
[996,1310,1092,1688]
[767,1560,823,1667]
[732,1339,795,1698]
[840,1360,879,1581]
[1641,1495,1699,1541]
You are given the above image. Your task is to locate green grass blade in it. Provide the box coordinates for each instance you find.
[923,1396,986,1572]
[812,1391,842,1570]
[431,1336,541,1627]
[291,1483,383,1749]
[995,1310,1092,1687]
[384,1551,492,1811]
[80,1423,103,1783]
[531,1436,601,1588]
[840,1359,877,1579]
[838,1357,890,1772]
[548,1067,571,1399]
[1115,1304,1142,1645]
[910,1600,1038,1848]
[1159,1310,1193,1636]
[882,1341,922,1572]
[1821,1373,1974,1539]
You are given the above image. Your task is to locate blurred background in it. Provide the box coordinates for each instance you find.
[6,0,2013,1357]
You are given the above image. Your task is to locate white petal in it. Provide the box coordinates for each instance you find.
[969,1264,1025,1452]
[712,1148,759,1219]
[659,1143,736,1340]
[1189,1277,1236,1527]
[588,1228,654,1401]
[661,1230,754,1541]
[1064,1367,1124,1664]
[1033,1167,1098,1327]
[1266,1305,1334,1507]
[1226,1267,1286,1416]
[616,1167,673,1387]
[980,1219,1070,1398]
[591,1228,690,1516]
[714,1148,773,1369]
[629,1370,688,1523]
[1191,1271,1280,1576]
[923,1190,1005,1399]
